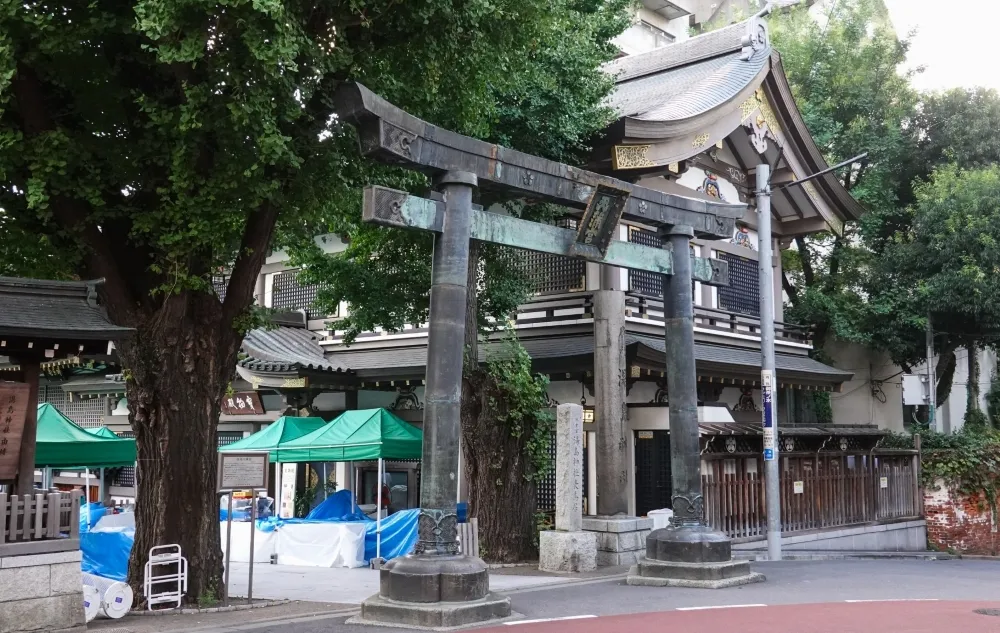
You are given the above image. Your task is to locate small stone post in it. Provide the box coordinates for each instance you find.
[539,404,597,572]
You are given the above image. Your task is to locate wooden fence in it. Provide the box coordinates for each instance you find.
[0,490,82,544]
[702,452,921,540]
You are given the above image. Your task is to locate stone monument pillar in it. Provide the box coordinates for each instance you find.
[585,266,652,566]
[539,404,597,572]
[628,226,764,588]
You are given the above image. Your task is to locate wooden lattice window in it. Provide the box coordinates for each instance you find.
[628,227,662,298]
[217,432,244,448]
[520,219,586,295]
[115,431,136,487]
[627,227,695,299]
[213,275,228,302]
[42,387,109,428]
[717,252,759,316]
[535,430,558,512]
[271,270,328,319]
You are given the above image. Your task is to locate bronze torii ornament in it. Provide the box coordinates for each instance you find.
[335,82,757,628]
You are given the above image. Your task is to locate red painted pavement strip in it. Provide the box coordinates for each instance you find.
[485,602,1000,633]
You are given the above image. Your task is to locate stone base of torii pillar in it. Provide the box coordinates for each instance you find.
[539,404,597,572]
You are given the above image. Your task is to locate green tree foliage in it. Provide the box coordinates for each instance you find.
[898,87,1000,207]
[869,166,1000,405]
[768,1,1000,415]
[770,0,917,350]
[0,0,632,597]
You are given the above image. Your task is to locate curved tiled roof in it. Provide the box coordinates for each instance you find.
[0,277,132,340]
[610,47,770,124]
[240,326,347,374]
[605,21,750,83]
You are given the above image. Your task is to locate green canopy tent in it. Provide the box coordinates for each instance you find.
[275,409,422,462]
[35,404,137,520]
[36,404,136,468]
[218,416,327,463]
[276,408,423,560]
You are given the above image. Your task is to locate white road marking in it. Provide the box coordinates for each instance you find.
[676,604,768,611]
[504,615,598,626]
[845,599,940,603]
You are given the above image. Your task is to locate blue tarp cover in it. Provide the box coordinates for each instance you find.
[306,490,370,521]
[79,504,132,581]
[80,498,418,581]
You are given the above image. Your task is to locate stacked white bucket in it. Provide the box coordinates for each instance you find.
[82,572,134,622]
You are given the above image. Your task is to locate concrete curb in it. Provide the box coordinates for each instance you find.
[125,606,362,633]
[128,599,290,616]
[735,551,957,561]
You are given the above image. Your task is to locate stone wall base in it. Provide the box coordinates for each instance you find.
[583,517,652,567]
[0,548,86,633]
[733,519,927,555]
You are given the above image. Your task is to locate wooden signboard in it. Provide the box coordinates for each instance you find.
[0,383,31,480]
[221,392,265,416]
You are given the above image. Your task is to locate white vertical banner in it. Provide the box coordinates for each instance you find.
[761,369,775,461]
[279,463,297,518]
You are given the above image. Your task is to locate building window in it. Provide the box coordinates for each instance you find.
[717,252,760,316]
[627,227,696,300]
[517,219,586,295]
[271,270,329,320]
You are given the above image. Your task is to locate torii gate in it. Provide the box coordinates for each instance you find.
[334,83,760,628]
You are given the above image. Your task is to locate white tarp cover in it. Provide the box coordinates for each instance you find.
[220,521,366,568]
[221,522,277,563]
[275,522,366,568]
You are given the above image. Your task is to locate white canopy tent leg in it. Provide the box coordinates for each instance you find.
[376,457,383,561]
[274,462,283,518]
[322,463,328,500]
[99,467,105,505]
[84,468,92,527]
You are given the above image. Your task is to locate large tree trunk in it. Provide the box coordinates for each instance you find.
[118,291,242,605]
[462,370,539,563]
[968,343,981,413]
[459,241,538,563]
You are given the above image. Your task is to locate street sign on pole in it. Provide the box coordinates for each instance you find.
[761,369,775,462]
[217,452,269,493]
[216,452,268,606]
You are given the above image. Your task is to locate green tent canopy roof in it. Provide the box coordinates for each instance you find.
[86,427,120,439]
[276,408,422,462]
[35,404,137,468]
[218,416,327,463]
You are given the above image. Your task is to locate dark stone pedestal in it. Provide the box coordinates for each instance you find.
[349,554,512,630]
[627,525,765,589]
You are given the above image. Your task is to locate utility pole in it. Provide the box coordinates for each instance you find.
[761,151,867,562]
[926,314,936,432]
[756,164,782,561]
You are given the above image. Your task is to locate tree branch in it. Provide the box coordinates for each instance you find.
[221,200,280,324]
[782,270,798,304]
[794,236,816,287]
[11,64,138,320]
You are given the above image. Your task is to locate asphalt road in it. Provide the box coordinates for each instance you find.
[204,559,1000,633]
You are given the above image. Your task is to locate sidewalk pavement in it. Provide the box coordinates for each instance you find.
[88,601,356,633]
[224,562,616,604]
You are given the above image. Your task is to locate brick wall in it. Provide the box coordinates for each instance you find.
[924,479,998,555]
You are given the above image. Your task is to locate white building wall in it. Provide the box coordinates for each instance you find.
[827,339,998,434]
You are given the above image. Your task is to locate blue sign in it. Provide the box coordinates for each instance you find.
[764,448,774,461]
